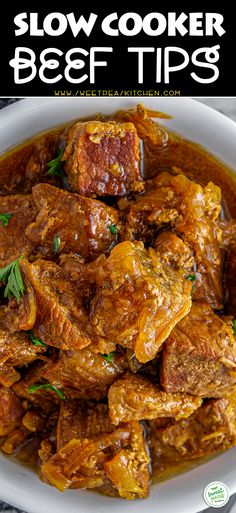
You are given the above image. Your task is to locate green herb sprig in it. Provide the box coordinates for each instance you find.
[0,213,13,226]
[27,331,47,348]
[29,383,65,400]
[0,257,25,301]
[186,273,196,296]
[186,274,196,282]
[47,145,66,176]
[100,352,116,363]
[53,235,61,254]
[108,224,118,235]
[232,319,236,336]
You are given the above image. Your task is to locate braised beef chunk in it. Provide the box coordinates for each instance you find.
[19,258,91,350]
[153,232,194,272]
[63,121,141,196]
[42,348,127,400]
[42,400,150,498]
[126,179,179,245]
[108,372,202,424]
[22,410,46,433]
[57,401,113,450]
[102,421,149,499]
[90,240,192,363]
[0,426,30,455]
[125,173,223,309]
[113,104,169,178]
[0,327,45,386]
[148,398,236,473]
[2,272,37,334]
[219,219,236,249]
[25,184,120,261]
[13,358,62,413]
[0,194,37,267]
[0,328,45,367]
[60,253,106,302]
[0,387,24,436]
[225,243,236,315]
[161,302,236,397]
[174,178,223,310]
[0,365,20,387]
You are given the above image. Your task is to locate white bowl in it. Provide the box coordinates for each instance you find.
[0,97,236,513]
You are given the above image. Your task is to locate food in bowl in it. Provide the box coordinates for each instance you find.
[0,104,236,500]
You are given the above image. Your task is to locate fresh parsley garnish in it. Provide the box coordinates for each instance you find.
[0,257,25,301]
[53,235,61,254]
[186,274,196,282]
[0,213,13,226]
[100,352,115,363]
[232,319,236,336]
[27,331,47,348]
[29,383,65,400]
[47,145,66,176]
[108,224,118,235]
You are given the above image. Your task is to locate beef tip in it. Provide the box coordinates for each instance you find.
[42,348,128,401]
[63,121,141,196]
[0,365,20,387]
[153,232,194,271]
[148,398,236,474]
[162,176,223,309]
[22,410,46,433]
[0,387,24,436]
[126,173,223,309]
[60,253,106,302]
[108,372,202,424]
[2,272,37,333]
[13,359,61,413]
[19,258,91,350]
[90,240,192,363]
[0,425,30,455]
[25,183,120,261]
[13,380,57,414]
[218,220,236,315]
[219,219,236,249]
[0,326,46,386]
[112,104,169,178]
[125,181,179,246]
[0,328,45,367]
[57,401,113,450]
[0,194,37,267]
[102,422,149,499]
[42,399,150,499]
[161,302,236,397]
[225,243,236,315]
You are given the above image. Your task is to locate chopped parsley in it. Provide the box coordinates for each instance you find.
[27,331,47,348]
[53,235,61,254]
[0,257,25,301]
[100,352,115,363]
[108,223,118,235]
[232,319,236,336]
[29,383,65,400]
[186,274,196,282]
[47,145,66,176]
[0,213,13,226]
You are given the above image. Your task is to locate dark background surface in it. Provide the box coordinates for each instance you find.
[0,6,234,96]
